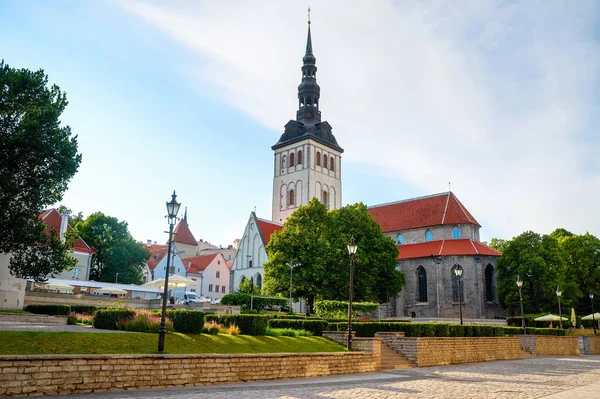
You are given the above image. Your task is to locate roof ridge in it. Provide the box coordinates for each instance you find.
[368,192,450,209]
[452,192,473,224]
[441,192,450,224]
[438,240,445,256]
[255,217,283,226]
[469,239,479,254]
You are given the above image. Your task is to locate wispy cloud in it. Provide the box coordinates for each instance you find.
[119,0,600,239]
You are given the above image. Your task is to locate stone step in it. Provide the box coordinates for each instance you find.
[0,312,68,325]
[380,342,416,370]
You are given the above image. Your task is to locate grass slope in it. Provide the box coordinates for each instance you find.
[0,332,346,355]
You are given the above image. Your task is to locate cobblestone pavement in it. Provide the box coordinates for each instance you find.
[0,322,130,333]
[44,356,600,399]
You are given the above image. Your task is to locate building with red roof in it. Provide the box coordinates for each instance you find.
[184,253,230,299]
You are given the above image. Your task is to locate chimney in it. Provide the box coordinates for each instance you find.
[146,239,152,247]
[59,212,69,242]
[154,241,157,245]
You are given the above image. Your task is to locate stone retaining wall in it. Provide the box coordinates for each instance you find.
[0,352,375,397]
[520,336,579,356]
[0,313,67,325]
[391,337,522,367]
[582,336,600,355]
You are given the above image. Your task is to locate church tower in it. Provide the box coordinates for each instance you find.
[271,16,344,223]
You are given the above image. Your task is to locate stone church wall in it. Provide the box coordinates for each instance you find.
[385,224,480,245]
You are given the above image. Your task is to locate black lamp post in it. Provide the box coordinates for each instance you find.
[556,287,563,329]
[517,275,525,334]
[454,266,463,325]
[347,236,357,350]
[158,191,181,353]
[591,293,596,335]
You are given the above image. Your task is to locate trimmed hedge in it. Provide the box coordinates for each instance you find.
[172,310,205,334]
[314,300,378,318]
[92,309,136,330]
[70,305,98,315]
[326,322,565,337]
[220,293,287,311]
[25,304,71,316]
[267,319,328,336]
[205,314,269,336]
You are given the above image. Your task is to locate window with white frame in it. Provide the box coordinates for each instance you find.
[221,286,225,293]
[72,268,81,280]
[216,271,220,278]
[208,284,213,292]
[215,285,220,292]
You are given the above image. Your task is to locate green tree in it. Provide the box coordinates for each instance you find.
[489,238,508,252]
[558,232,600,314]
[238,278,261,295]
[496,231,574,313]
[0,61,81,278]
[75,212,148,284]
[263,199,404,310]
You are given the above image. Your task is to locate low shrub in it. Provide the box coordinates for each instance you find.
[67,312,93,325]
[267,319,328,336]
[117,309,172,333]
[220,293,288,312]
[314,300,379,319]
[25,304,71,316]
[265,327,312,337]
[226,324,241,336]
[70,305,98,315]
[208,327,220,335]
[205,314,269,336]
[204,321,227,334]
[172,310,205,334]
[92,309,136,330]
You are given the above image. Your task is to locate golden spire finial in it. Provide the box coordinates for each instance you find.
[308,6,311,24]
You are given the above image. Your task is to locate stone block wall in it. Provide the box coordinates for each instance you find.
[0,313,67,324]
[582,336,600,355]
[391,337,521,367]
[526,336,579,356]
[0,352,376,397]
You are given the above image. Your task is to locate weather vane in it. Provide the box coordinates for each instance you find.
[308,6,311,24]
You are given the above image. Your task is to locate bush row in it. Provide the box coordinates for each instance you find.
[205,314,269,336]
[92,309,205,333]
[314,300,379,319]
[220,293,288,311]
[507,314,589,329]
[267,319,328,336]
[326,322,565,337]
[25,304,71,316]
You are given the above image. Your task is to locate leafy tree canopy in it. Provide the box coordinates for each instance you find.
[75,212,149,284]
[0,61,81,279]
[263,199,404,310]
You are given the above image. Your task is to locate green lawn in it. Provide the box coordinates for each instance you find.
[0,331,346,355]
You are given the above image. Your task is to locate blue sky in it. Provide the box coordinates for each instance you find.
[2,1,599,246]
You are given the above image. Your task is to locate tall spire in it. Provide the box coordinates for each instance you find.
[184,207,188,223]
[296,9,321,124]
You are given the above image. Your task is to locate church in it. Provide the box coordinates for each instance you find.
[230,18,503,319]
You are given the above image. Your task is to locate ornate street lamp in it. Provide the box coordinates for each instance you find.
[347,236,357,350]
[556,287,563,329]
[591,293,596,335]
[517,276,525,334]
[454,266,463,325]
[158,191,181,353]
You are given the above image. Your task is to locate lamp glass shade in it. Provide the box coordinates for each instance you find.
[347,236,357,255]
[556,287,562,297]
[166,191,181,218]
[516,277,523,288]
[454,267,463,277]
[591,293,594,299]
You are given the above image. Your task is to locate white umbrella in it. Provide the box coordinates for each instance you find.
[534,314,568,322]
[43,282,74,291]
[581,313,600,320]
[96,286,127,295]
[141,276,197,289]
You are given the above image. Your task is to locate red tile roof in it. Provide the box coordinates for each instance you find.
[368,192,480,233]
[225,260,233,270]
[39,209,93,254]
[185,253,219,274]
[173,219,198,246]
[397,239,501,260]
[146,246,168,271]
[256,218,283,246]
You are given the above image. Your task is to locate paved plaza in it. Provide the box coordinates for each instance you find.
[44,356,600,399]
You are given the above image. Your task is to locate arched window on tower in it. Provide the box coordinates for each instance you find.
[417,266,427,302]
[297,150,303,164]
[316,151,321,166]
[397,234,404,245]
[425,229,433,242]
[451,265,464,302]
[330,157,334,171]
[452,227,460,239]
[281,155,286,169]
[289,189,295,207]
[289,153,295,167]
[322,191,328,209]
[323,154,328,168]
[485,264,494,302]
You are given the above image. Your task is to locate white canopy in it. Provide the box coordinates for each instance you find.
[581,313,600,320]
[534,314,568,322]
[95,286,127,295]
[141,276,197,289]
[43,282,74,291]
